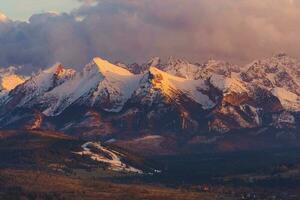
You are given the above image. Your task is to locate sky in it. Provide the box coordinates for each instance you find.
[0,0,300,73]
[0,0,81,21]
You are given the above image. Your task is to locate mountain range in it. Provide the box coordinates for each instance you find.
[0,53,299,152]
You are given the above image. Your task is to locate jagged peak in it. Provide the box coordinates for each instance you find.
[245,53,297,70]
[147,66,214,109]
[250,53,294,64]
[202,59,238,70]
[272,52,289,59]
[149,66,163,75]
[42,63,75,78]
[167,56,189,66]
[0,66,18,75]
[146,56,161,67]
[149,66,189,82]
[44,63,63,74]
[54,64,64,75]
[92,57,133,76]
[210,74,248,93]
[115,62,127,68]
[205,59,227,66]
[0,67,26,91]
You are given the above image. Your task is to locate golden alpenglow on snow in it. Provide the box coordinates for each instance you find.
[0,1,300,199]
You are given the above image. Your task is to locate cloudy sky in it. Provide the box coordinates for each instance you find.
[0,0,300,72]
[0,0,81,21]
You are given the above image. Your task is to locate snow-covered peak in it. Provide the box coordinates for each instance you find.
[32,63,75,90]
[0,67,26,91]
[0,66,18,74]
[2,63,75,108]
[209,74,248,94]
[198,59,240,80]
[245,53,298,73]
[43,63,75,78]
[239,53,300,111]
[272,52,289,59]
[147,57,161,67]
[149,66,180,80]
[93,57,133,76]
[1,74,26,91]
[1,56,300,134]
[44,63,63,74]
[41,57,143,116]
[167,56,189,66]
[242,54,300,95]
[123,57,161,74]
[148,67,214,109]
[162,57,201,80]
[91,57,142,112]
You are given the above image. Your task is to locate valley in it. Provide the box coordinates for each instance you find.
[1,129,300,199]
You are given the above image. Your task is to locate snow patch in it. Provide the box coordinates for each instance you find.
[210,74,248,93]
[75,142,143,173]
[272,87,300,111]
[134,135,163,142]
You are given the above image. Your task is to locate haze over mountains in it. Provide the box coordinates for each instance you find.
[0,53,299,143]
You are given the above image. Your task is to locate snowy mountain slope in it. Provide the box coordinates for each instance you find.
[90,58,143,112]
[119,57,162,74]
[197,59,240,80]
[160,58,241,81]
[209,74,248,94]
[0,54,299,135]
[241,54,300,93]
[119,56,239,81]
[272,87,300,111]
[240,53,300,111]
[0,67,27,106]
[0,64,75,113]
[147,66,214,109]
[207,74,262,133]
[41,57,143,116]
[160,57,201,80]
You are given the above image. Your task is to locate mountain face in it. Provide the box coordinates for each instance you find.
[0,54,299,139]
[0,64,75,110]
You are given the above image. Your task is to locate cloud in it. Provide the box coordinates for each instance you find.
[77,0,97,5]
[0,11,8,22]
[1,0,300,72]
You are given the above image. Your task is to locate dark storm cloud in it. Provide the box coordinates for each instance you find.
[0,0,300,72]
